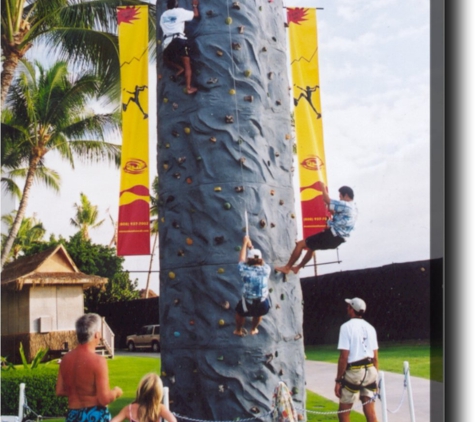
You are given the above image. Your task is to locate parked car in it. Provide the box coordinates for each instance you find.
[126,324,160,352]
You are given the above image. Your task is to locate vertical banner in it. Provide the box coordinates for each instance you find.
[117,6,150,255]
[287,8,330,239]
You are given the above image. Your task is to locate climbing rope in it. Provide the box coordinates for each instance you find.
[172,410,273,422]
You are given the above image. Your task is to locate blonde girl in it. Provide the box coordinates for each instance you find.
[111,373,176,422]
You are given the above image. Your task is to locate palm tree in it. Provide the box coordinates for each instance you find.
[1,213,46,262]
[1,0,156,104]
[0,59,121,267]
[70,192,105,241]
[156,0,305,418]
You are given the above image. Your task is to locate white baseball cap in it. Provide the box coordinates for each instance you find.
[247,249,262,259]
[345,297,366,312]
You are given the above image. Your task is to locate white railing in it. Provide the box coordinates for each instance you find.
[101,317,115,358]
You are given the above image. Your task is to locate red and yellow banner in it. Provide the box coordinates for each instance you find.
[287,8,330,238]
[117,6,150,255]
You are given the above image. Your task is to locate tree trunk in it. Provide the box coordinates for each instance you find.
[1,156,40,267]
[157,1,305,419]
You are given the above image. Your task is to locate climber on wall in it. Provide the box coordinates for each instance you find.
[276,182,357,274]
[234,235,271,336]
[160,0,199,94]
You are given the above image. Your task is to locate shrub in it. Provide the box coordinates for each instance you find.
[1,366,68,417]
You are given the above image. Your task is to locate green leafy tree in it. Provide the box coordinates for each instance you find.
[1,0,156,104]
[1,213,46,262]
[1,60,121,267]
[70,192,105,241]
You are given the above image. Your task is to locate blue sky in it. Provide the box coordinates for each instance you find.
[4,0,432,290]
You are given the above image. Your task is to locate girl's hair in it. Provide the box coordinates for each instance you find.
[135,373,163,422]
[247,257,264,266]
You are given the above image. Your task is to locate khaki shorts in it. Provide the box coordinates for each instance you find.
[340,366,378,404]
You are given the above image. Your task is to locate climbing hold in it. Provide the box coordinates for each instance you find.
[275,152,280,157]
[218,319,225,326]
[174,331,180,337]
[177,249,185,257]
[214,236,224,244]
[217,268,225,274]
[163,162,169,170]
[169,272,176,279]
[291,213,296,219]
[275,351,278,357]
[272,36,277,41]
[209,136,217,143]
[186,237,193,245]
[294,333,302,340]
[229,88,236,95]
[235,186,244,192]
[270,189,275,196]
[184,127,191,134]
[239,157,246,164]
[172,130,179,137]
[206,10,214,16]
[244,95,254,102]
[235,245,242,251]
[265,354,273,364]
[216,49,224,56]
[280,294,285,300]
[250,407,260,414]
[172,221,180,228]
[177,156,186,164]
[174,299,180,305]
[173,172,181,179]
[279,369,284,376]
[232,1,240,9]
[232,42,241,50]
[262,46,267,52]
[217,355,224,361]
[259,6,262,11]
[165,143,170,148]
[161,371,167,376]
[225,115,234,123]
[172,102,178,110]
[285,133,292,140]
[223,202,232,210]
[238,25,244,34]
[270,223,276,228]
[189,320,195,325]
[186,177,192,184]
[207,77,218,84]
[218,385,225,393]
[275,100,282,106]
[160,217,165,223]
[163,97,169,103]
[166,195,175,203]
[225,16,232,25]
[259,219,266,228]
[244,69,252,77]
[292,387,299,395]
[196,155,202,161]
[221,301,230,309]
[214,186,222,192]
[268,72,274,80]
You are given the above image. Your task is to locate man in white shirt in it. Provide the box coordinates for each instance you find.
[335,298,379,422]
[160,0,199,94]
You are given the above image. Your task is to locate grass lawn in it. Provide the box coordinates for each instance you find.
[304,340,442,382]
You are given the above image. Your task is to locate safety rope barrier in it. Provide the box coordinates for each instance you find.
[172,409,273,422]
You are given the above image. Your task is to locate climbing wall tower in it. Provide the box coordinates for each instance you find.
[157,1,305,419]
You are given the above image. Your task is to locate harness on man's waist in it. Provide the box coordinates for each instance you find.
[342,358,377,393]
[164,32,185,40]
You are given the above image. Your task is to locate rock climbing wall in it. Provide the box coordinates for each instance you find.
[157,1,306,419]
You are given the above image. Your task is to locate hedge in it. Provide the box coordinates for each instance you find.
[1,366,68,417]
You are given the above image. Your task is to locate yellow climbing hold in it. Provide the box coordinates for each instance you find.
[184,127,191,134]
[225,16,233,25]
[244,70,251,77]
[214,186,222,192]
[229,89,236,95]
[218,319,225,326]
[161,217,165,223]
[163,97,169,103]
[217,268,225,274]
[169,271,176,279]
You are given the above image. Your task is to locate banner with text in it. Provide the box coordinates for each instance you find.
[287,7,330,238]
[117,5,150,255]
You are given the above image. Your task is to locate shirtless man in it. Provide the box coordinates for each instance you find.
[56,314,123,422]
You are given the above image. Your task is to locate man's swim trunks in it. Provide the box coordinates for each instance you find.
[66,406,111,422]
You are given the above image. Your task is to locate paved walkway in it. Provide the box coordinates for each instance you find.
[304,361,443,422]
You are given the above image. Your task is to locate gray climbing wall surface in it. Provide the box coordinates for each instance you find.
[157,1,306,419]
